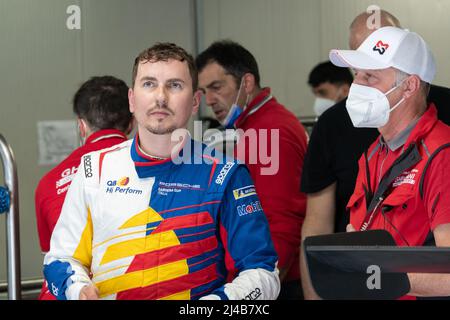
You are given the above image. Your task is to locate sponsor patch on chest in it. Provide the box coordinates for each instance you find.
[392,169,419,187]
[105,176,143,195]
[157,181,204,196]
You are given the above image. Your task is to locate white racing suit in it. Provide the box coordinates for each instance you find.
[44,136,280,300]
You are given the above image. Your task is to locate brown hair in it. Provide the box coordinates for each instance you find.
[73,75,132,132]
[131,42,198,91]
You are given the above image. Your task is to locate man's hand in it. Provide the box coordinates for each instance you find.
[346,224,356,232]
[79,285,99,300]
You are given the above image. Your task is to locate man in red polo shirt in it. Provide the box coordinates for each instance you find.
[197,41,308,299]
[35,76,133,299]
[330,26,450,297]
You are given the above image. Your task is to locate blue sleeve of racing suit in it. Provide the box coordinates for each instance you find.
[205,165,280,300]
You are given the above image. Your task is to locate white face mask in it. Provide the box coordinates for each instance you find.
[346,83,405,128]
[313,97,336,116]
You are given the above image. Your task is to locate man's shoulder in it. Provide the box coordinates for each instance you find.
[191,139,240,168]
[190,139,242,188]
[249,99,307,136]
[429,84,450,126]
[81,139,131,160]
[314,99,379,140]
[36,146,87,192]
[425,118,450,149]
[267,100,301,124]
[78,140,132,180]
[429,84,450,100]
[317,99,348,123]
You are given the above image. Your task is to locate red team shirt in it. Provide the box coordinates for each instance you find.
[348,105,450,246]
[348,105,450,300]
[35,129,127,299]
[235,88,308,282]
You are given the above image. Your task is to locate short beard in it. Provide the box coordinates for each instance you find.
[145,123,178,135]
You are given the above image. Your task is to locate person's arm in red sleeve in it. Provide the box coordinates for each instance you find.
[35,180,51,253]
[246,130,307,282]
[408,148,450,297]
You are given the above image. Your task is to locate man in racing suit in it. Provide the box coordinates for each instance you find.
[43,42,280,300]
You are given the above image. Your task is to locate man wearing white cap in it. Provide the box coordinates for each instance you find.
[331,26,450,297]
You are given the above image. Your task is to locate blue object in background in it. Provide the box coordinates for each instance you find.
[0,186,10,214]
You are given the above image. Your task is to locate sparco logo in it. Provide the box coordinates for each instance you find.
[215,162,235,185]
[84,155,93,178]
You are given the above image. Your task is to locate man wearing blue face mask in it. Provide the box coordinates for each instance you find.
[197,40,309,299]
[331,26,450,298]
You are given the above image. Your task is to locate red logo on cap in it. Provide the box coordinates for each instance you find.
[373,41,389,55]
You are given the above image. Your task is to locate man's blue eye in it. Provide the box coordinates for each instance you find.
[170,82,183,89]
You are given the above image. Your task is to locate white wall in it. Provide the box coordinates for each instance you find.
[198,0,322,118]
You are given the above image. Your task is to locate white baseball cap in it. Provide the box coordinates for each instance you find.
[329,26,436,83]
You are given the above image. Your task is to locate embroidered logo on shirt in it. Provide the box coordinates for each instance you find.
[392,169,419,187]
[157,181,203,196]
[215,162,235,185]
[55,166,78,195]
[373,40,389,55]
[233,185,256,200]
[117,177,129,186]
[237,200,263,217]
[84,155,93,178]
[106,177,143,195]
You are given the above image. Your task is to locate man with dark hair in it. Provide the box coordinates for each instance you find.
[73,76,133,137]
[35,75,133,299]
[195,40,261,127]
[308,61,353,116]
[43,43,280,300]
[197,40,308,299]
[300,10,450,299]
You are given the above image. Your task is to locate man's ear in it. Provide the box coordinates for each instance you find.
[128,88,135,113]
[242,73,257,95]
[341,84,351,100]
[403,75,421,99]
[77,118,87,138]
[192,90,202,115]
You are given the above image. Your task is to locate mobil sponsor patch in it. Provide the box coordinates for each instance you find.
[237,200,263,217]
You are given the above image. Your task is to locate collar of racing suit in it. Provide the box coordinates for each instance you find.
[131,133,204,178]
